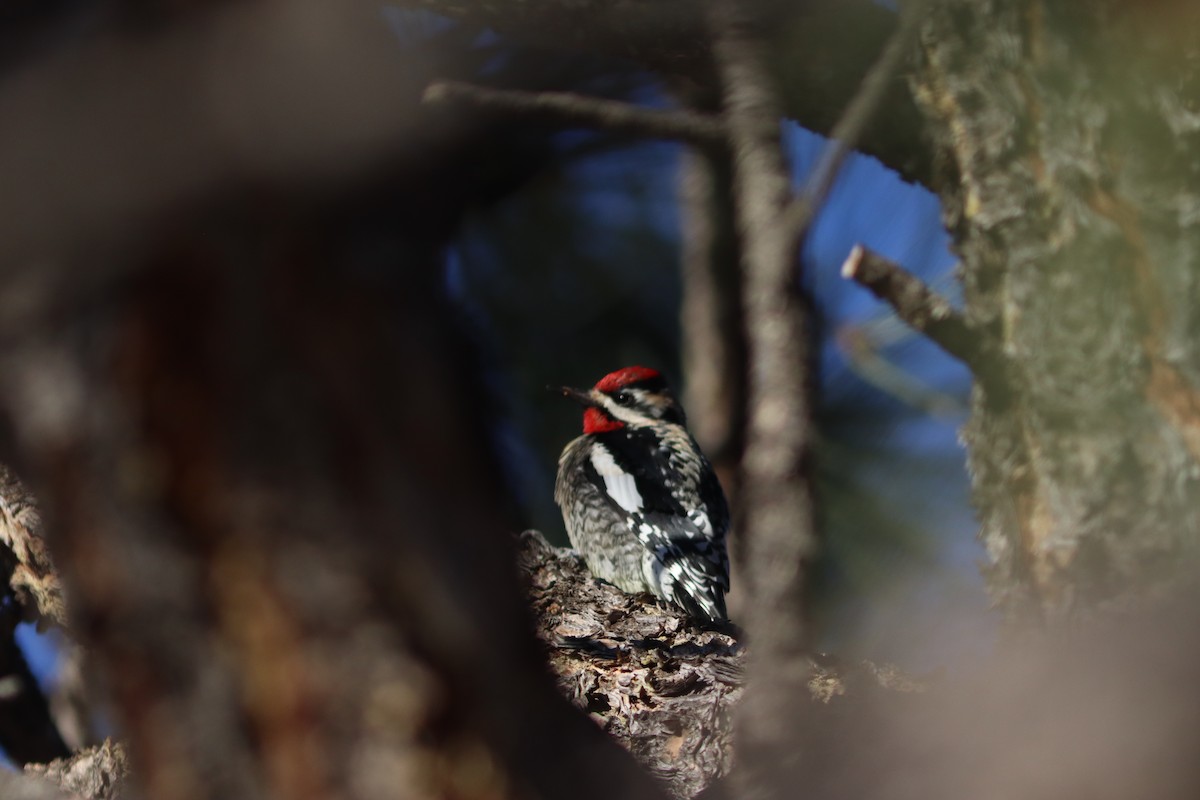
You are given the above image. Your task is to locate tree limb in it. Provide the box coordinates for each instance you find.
[785,0,929,243]
[517,530,924,799]
[424,80,727,143]
[709,0,815,653]
[841,245,981,368]
[708,1,817,796]
[400,0,934,183]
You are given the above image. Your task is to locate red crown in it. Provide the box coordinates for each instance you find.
[594,365,661,393]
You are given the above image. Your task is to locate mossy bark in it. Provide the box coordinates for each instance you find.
[914,0,1200,622]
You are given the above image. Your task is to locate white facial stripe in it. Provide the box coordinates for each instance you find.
[589,388,666,425]
[590,391,646,424]
[589,444,644,513]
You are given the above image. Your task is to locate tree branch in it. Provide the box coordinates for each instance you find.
[841,244,983,370]
[424,80,727,143]
[708,1,817,796]
[400,0,934,183]
[517,530,925,799]
[785,0,928,243]
[709,0,815,651]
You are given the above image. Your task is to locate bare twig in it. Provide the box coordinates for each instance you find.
[424,80,727,143]
[841,244,983,370]
[785,0,929,242]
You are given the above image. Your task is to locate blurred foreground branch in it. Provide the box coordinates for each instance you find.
[0,223,669,800]
[708,2,816,796]
[0,771,82,800]
[0,0,441,273]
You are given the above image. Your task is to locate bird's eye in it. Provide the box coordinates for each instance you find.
[614,390,634,405]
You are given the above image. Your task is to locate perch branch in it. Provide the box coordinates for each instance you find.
[424,80,727,143]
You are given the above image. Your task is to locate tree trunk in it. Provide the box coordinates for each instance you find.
[914,0,1200,622]
[0,209,669,800]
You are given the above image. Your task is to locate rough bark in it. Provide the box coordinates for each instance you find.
[913,0,1200,622]
[518,531,741,799]
[516,531,922,800]
[0,464,67,630]
[0,466,71,764]
[526,534,1200,800]
[25,741,129,800]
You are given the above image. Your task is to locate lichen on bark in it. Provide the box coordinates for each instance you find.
[913,0,1200,622]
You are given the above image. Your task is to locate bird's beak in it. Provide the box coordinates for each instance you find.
[555,386,600,407]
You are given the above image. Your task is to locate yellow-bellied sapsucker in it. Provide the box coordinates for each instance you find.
[554,366,730,622]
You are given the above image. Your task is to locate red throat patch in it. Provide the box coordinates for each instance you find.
[583,407,624,434]
[595,365,661,392]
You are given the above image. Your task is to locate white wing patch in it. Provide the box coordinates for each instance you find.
[589,444,644,514]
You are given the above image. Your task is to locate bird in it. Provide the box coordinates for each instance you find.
[553,366,730,622]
